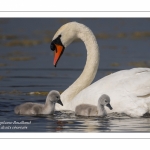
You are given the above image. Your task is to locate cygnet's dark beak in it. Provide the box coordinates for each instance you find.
[57,99,63,106]
[106,103,113,110]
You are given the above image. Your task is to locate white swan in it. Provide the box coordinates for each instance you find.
[14,90,63,115]
[75,94,112,117]
[50,22,150,117]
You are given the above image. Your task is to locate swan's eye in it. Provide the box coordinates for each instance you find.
[50,43,56,51]
[105,100,108,103]
[56,96,59,99]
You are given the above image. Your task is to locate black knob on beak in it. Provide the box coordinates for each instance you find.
[50,43,56,51]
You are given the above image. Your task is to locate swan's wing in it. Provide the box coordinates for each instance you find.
[89,68,150,97]
[117,68,150,97]
[72,68,150,111]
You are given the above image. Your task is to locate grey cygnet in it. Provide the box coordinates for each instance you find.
[75,94,112,117]
[14,90,63,115]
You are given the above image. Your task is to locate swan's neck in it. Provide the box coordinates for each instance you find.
[61,24,99,102]
[97,105,107,116]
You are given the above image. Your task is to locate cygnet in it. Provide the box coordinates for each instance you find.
[75,94,112,117]
[14,90,63,115]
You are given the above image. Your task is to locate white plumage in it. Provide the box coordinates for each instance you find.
[51,22,150,117]
[72,68,150,117]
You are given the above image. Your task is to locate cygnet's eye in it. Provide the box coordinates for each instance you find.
[56,96,59,99]
[105,100,108,103]
[50,43,56,51]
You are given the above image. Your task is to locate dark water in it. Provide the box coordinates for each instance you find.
[0,18,150,132]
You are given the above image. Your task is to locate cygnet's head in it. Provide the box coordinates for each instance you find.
[46,90,63,106]
[98,94,112,110]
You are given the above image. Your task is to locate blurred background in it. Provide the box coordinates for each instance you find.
[0,18,150,132]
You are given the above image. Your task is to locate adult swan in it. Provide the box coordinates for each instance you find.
[50,22,150,117]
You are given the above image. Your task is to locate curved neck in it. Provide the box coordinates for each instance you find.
[61,24,99,101]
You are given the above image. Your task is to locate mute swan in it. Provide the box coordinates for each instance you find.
[75,94,112,117]
[14,90,63,115]
[50,22,150,117]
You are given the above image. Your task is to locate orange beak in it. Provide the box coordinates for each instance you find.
[53,44,64,67]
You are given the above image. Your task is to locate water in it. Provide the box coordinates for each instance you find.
[0,18,150,132]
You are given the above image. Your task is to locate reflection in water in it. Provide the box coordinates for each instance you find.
[32,110,150,132]
[1,18,150,132]
[1,97,150,132]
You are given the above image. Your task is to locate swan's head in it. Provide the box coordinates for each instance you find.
[50,22,79,67]
[98,94,113,110]
[47,90,63,106]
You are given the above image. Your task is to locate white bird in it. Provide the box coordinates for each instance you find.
[50,22,150,117]
[75,94,112,117]
[14,90,63,115]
